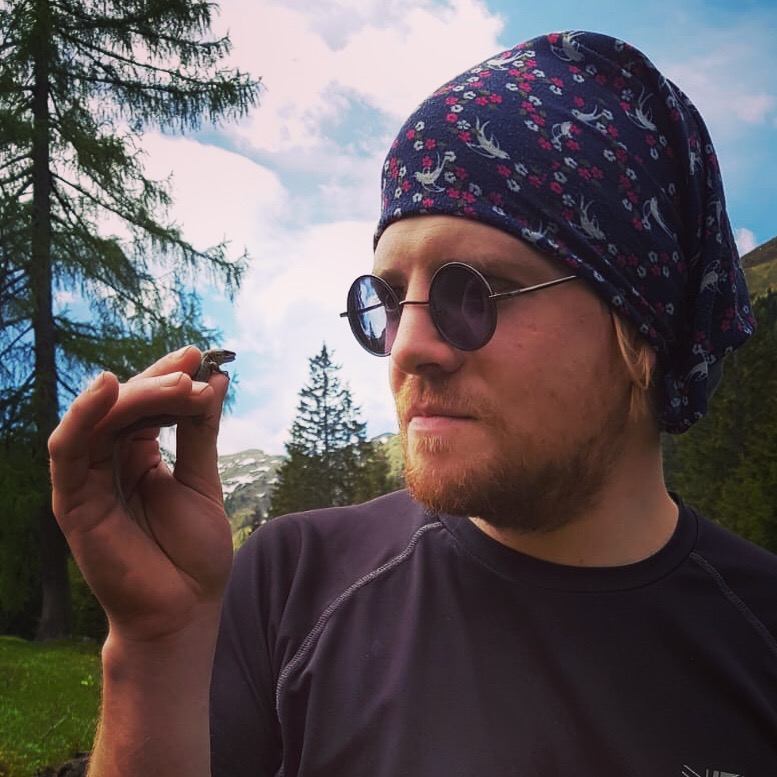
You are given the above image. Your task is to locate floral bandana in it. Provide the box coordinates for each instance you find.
[375,31,755,433]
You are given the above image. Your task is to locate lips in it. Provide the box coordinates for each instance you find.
[407,403,473,421]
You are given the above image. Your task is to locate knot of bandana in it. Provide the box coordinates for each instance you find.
[375,31,755,434]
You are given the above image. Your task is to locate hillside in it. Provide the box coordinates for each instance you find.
[742,236,777,298]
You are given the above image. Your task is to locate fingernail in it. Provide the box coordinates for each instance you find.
[88,372,106,393]
[160,372,185,387]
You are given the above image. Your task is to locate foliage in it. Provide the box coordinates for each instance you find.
[663,290,777,553]
[68,560,107,643]
[268,344,399,517]
[0,0,260,638]
[0,433,43,638]
[0,636,100,777]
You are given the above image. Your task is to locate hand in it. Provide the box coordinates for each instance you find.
[49,346,234,644]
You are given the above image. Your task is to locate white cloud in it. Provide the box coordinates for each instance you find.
[734,227,757,257]
[139,133,288,259]
[217,0,505,155]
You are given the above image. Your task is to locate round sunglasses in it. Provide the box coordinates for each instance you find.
[341,262,578,356]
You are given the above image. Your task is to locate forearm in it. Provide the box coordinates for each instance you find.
[89,612,221,777]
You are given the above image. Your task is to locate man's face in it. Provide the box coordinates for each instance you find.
[373,215,636,532]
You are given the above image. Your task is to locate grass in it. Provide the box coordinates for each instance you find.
[0,636,100,777]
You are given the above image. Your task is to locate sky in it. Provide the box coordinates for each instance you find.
[132,0,777,456]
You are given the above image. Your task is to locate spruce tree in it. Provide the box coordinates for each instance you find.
[0,0,260,638]
[269,344,395,517]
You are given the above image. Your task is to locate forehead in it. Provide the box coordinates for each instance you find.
[372,215,563,280]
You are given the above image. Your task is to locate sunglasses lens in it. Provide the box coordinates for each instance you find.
[430,264,494,350]
[346,275,399,356]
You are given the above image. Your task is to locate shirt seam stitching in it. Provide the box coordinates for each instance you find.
[690,551,777,660]
[274,520,443,714]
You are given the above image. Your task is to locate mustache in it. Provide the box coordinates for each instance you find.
[394,378,497,424]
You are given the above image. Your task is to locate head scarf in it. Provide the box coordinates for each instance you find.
[375,31,755,433]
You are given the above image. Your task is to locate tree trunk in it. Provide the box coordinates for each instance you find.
[31,0,71,640]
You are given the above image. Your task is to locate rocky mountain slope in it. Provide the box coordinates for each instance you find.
[217,434,404,541]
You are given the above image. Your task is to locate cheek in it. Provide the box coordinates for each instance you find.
[492,313,625,424]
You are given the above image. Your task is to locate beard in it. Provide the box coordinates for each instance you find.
[396,376,632,535]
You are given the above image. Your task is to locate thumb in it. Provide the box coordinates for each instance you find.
[172,371,230,503]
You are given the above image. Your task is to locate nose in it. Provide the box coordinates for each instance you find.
[390,292,463,376]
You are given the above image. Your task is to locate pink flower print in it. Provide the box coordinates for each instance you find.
[613,76,625,90]
[446,113,458,123]
[525,59,537,68]
[422,197,435,208]
[406,129,416,140]
[488,192,504,206]
[462,191,476,204]
[566,139,581,151]
[447,188,460,199]
[606,125,619,138]
[551,77,564,88]
[547,32,560,43]
[455,167,469,180]
[475,96,488,106]
[550,181,563,194]
[631,217,644,231]
[445,96,459,105]
[495,164,511,178]
[538,137,552,151]
[458,131,472,142]
[591,166,604,180]
[528,175,542,188]
[518,82,533,92]
[646,134,657,147]
[421,155,433,169]
[425,138,437,149]
[595,73,607,85]
[402,180,412,192]
[573,95,585,108]
[489,94,503,104]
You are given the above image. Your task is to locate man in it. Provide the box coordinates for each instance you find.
[49,31,777,776]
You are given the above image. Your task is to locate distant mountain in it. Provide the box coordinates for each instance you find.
[218,448,284,537]
[742,237,777,298]
[217,435,404,541]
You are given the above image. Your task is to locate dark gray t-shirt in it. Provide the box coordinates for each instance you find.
[210,490,777,776]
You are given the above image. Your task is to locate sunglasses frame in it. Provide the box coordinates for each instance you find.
[341,261,578,356]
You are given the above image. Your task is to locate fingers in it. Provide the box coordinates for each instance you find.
[173,370,230,504]
[129,345,204,382]
[50,371,121,521]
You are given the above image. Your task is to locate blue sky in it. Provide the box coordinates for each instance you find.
[130,0,777,455]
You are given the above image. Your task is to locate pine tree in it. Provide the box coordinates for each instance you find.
[0,0,260,638]
[268,344,395,517]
